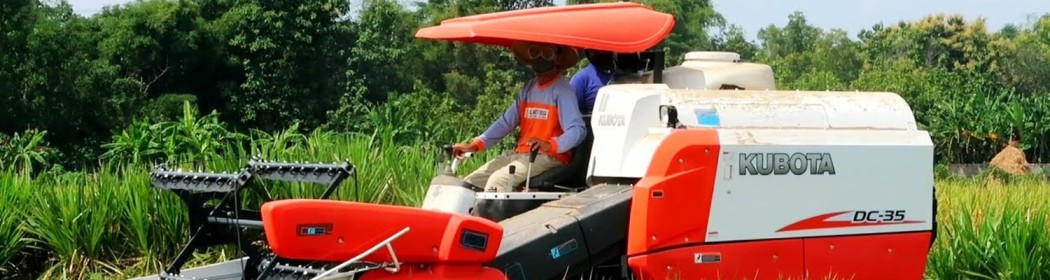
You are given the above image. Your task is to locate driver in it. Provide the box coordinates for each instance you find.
[452,40,587,193]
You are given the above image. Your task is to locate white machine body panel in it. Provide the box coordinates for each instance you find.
[704,128,934,242]
[662,51,777,90]
[587,84,668,180]
[587,87,924,181]
[665,90,920,130]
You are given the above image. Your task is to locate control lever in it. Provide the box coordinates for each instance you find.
[443,144,472,174]
[524,144,539,192]
[438,144,454,175]
[442,144,454,159]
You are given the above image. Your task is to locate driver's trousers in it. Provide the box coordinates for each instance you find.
[464,152,562,192]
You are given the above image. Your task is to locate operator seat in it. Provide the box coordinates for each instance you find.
[527,114,594,191]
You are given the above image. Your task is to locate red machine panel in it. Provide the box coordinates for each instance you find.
[627,129,722,256]
[627,239,805,280]
[260,199,503,264]
[803,232,932,280]
[627,232,931,280]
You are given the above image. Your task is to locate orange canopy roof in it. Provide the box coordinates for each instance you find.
[414,2,675,53]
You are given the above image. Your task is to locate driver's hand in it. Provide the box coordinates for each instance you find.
[527,138,553,153]
[452,143,477,159]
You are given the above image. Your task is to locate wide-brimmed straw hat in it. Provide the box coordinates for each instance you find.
[511,41,579,70]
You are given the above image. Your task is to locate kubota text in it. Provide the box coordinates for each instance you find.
[738,152,836,175]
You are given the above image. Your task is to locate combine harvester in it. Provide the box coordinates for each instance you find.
[133,2,938,280]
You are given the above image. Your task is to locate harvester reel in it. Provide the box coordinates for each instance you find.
[151,165,253,193]
[248,157,356,199]
[149,158,359,280]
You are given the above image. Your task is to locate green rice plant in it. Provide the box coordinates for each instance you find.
[150,183,191,259]
[925,177,1050,280]
[112,164,190,274]
[247,122,309,161]
[311,126,498,206]
[21,171,126,279]
[121,170,160,270]
[270,127,427,204]
[0,173,31,274]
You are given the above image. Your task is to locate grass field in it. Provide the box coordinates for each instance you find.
[0,130,1048,280]
[925,174,1050,280]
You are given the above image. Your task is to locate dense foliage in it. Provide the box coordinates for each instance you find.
[2,0,1049,278]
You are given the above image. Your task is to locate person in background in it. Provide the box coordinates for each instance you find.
[570,49,614,115]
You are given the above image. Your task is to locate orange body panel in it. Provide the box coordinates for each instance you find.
[260,199,503,264]
[359,265,507,280]
[627,129,722,256]
[803,232,932,280]
[414,2,674,53]
[627,239,805,280]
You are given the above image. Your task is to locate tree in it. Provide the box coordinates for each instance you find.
[996,14,1050,95]
[857,14,1005,74]
[709,23,759,61]
[754,11,860,88]
[217,0,354,131]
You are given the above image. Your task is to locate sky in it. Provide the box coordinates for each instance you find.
[708,0,1048,41]
[66,0,1049,41]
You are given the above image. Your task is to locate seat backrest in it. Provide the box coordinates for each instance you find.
[569,115,595,182]
[553,115,595,187]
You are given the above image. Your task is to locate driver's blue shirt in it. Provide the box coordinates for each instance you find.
[570,64,612,115]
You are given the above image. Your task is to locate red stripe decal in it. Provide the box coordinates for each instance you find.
[777,211,923,232]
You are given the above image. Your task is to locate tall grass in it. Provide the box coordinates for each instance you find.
[925,175,1050,280]
[21,168,127,279]
[0,174,30,275]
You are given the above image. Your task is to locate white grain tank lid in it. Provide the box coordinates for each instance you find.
[684,51,741,63]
